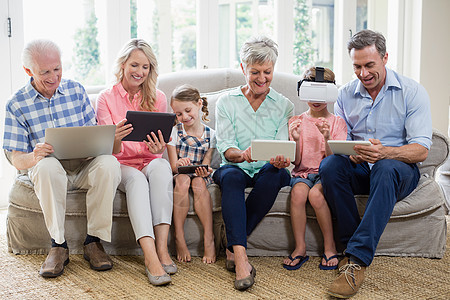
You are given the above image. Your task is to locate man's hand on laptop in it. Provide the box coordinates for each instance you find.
[34,143,54,162]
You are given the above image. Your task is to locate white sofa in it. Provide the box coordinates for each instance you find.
[6,68,449,259]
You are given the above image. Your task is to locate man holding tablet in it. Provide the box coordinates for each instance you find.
[3,40,121,278]
[319,30,432,298]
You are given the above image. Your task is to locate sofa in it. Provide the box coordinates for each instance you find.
[6,68,449,259]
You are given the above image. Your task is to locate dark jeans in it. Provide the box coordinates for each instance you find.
[319,155,420,266]
[213,163,290,251]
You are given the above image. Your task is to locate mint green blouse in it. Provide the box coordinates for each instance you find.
[215,86,294,177]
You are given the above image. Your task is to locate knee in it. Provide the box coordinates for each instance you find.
[319,155,348,178]
[218,167,246,186]
[96,155,120,172]
[290,185,308,206]
[308,188,325,209]
[371,159,404,183]
[145,158,171,177]
[260,163,290,184]
[175,175,191,192]
[191,177,207,194]
[33,157,65,178]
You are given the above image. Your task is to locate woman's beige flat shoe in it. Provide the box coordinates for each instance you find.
[145,267,171,286]
[234,264,256,291]
[225,259,236,272]
[162,262,178,275]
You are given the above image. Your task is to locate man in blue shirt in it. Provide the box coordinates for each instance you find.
[319,30,432,298]
[3,39,121,278]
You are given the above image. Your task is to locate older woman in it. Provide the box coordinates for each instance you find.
[213,36,294,290]
[96,39,175,286]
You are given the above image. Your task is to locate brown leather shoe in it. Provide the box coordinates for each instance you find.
[326,260,366,298]
[83,242,113,271]
[39,247,70,278]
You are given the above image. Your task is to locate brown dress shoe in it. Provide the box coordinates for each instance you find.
[83,242,113,271]
[39,247,70,278]
[326,261,366,298]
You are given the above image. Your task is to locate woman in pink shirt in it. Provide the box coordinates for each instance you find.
[282,67,347,271]
[96,39,174,286]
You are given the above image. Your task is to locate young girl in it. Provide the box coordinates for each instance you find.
[167,84,216,264]
[282,67,347,271]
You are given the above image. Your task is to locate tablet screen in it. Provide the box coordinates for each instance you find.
[123,111,176,143]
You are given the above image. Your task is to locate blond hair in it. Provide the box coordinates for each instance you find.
[114,39,158,111]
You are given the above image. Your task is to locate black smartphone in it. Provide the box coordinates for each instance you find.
[177,164,209,174]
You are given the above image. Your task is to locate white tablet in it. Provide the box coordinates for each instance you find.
[327,140,372,155]
[251,139,296,161]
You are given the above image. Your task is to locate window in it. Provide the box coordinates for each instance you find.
[218,0,274,69]
[131,0,197,73]
[22,0,106,85]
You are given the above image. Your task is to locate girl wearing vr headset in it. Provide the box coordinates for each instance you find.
[283,67,347,271]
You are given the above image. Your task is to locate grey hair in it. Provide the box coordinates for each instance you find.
[22,39,61,70]
[347,29,386,58]
[239,36,278,68]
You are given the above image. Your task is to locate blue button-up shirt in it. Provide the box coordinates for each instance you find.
[3,78,96,153]
[335,68,432,149]
[215,86,294,177]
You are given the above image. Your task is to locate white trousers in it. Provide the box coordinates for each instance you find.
[119,158,173,241]
[28,155,121,244]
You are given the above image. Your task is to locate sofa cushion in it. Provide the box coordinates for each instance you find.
[10,174,223,217]
[234,176,445,219]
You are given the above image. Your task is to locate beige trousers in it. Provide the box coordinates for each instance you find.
[28,155,121,244]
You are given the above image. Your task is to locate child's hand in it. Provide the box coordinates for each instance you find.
[315,117,330,140]
[195,166,212,177]
[289,120,302,141]
[176,157,191,167]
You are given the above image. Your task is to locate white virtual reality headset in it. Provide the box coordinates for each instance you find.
[297,67,338,103]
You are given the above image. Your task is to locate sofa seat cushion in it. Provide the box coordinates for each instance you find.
[10,174,223,217]
[237,175,445,219]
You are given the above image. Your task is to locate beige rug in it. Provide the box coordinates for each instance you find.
[0,219,449,299]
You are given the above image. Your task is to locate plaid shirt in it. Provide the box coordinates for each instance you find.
[3,78,96,153]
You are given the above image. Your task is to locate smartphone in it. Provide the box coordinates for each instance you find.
[177,164,209,174]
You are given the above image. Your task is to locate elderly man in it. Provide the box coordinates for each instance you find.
[319,30,432,298]
[3,39,121,278]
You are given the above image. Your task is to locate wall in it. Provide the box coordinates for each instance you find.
[419,0,450,138]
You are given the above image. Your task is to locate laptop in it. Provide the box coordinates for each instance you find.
[123,111,176,143]
[44,125,116,160]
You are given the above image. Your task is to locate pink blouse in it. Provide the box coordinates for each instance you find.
[96,82,167,170]
[289,112,347,178]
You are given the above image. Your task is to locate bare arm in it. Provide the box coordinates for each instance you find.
[10,143,54,170]
[354,139,428,164]
[224,147,252,163]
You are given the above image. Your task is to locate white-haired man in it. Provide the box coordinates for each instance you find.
[3,39,121,278]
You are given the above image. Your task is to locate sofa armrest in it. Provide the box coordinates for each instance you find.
[419,129,450,178]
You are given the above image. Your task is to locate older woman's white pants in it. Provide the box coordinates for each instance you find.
[119,158,173,241]
[28,155,121,244]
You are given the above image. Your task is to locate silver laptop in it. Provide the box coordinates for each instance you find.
[44,125,116,160]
